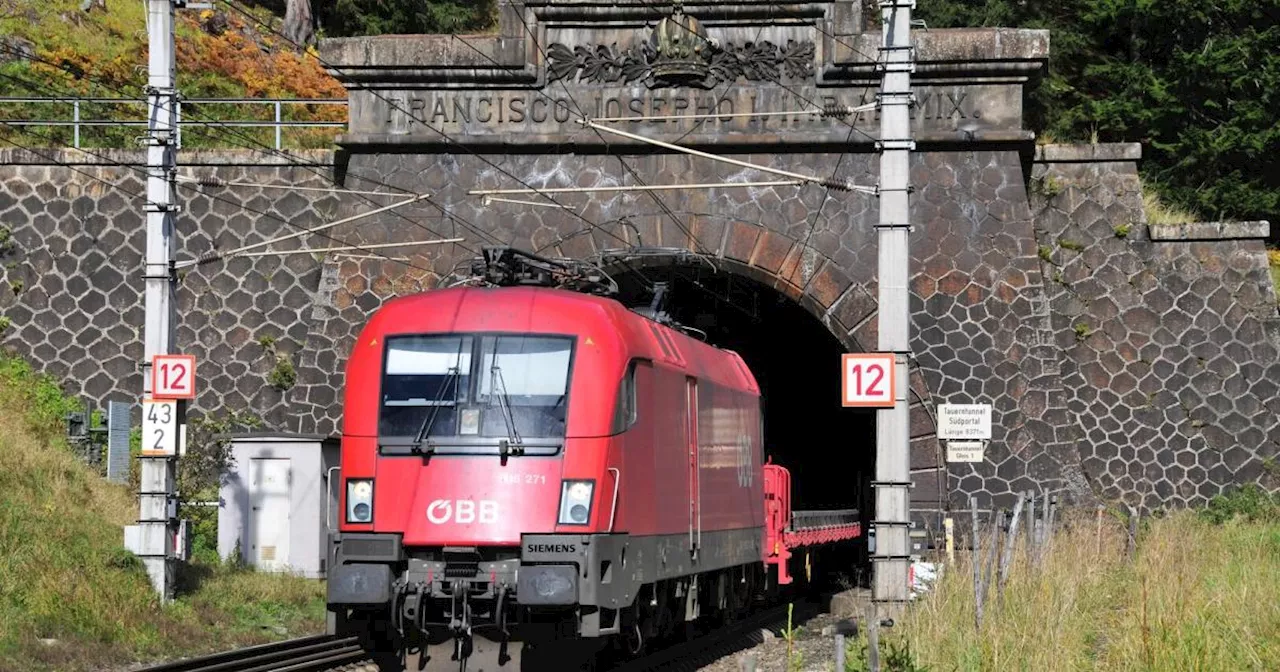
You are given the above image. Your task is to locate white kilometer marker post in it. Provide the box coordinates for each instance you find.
[873,0,916,628]
[134,0,183,602]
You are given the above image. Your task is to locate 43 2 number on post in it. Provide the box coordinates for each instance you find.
[142,399,178,456]
[841,353,896,407]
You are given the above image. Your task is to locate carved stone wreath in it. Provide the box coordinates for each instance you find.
[546,39,815,88]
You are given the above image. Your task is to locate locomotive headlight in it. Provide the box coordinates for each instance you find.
[557,479,595,525]
[346,479,374,524]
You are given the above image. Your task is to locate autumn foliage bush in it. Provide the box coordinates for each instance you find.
[0,0,345,149]
[177,10,343,100]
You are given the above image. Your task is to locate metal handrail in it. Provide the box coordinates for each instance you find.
[0,97,344,103]
[325,465,340,532]
[0,96,347,149]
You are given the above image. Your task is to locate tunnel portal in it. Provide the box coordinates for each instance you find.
[612,259,874,586]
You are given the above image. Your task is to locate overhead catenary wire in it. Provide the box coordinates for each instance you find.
[589,103,875,125]
[481,196,585,210]
[578,119,877,194]
[0,118,441,274]
[214,0,669,293]
[0,42,500,253]
[471,180,806,197]
[334,254,409,261]
[797,54,885,296]
[177,193,435,268]
[215,0,641,259]
[460,18,706,266]
[0,134,144,200]
[231,238,462,258]
[7,3,888,286]
[500,11,710,261]
[617,0,884,146]
[0,58,491,258]
[594,0,888,313]
[177,174,409,197]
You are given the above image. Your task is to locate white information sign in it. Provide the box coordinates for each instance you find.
[937,404,992,439]
[841,353,896,408]
[141,398,178,457]
[946,440,986,462]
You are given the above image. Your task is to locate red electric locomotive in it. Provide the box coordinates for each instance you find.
[326,249,859,671]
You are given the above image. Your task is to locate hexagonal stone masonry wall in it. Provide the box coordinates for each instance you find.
[1029,145,1280,511]
[0,150,345,431]
[1,144,1277,526]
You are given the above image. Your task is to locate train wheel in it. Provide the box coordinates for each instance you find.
[341,609,403,672]
[521,639,603,671]
[622,619,646,657]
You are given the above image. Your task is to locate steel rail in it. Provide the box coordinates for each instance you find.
[134,634,366,672]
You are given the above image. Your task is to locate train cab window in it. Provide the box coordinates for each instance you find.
[611,360,638,434]
[379,335,473,438]
[378,333,575,454]
[476,335,574,438]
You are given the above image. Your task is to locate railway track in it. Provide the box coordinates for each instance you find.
[135,634,373,672]
[136,592,837,672]
[608,596,830,672]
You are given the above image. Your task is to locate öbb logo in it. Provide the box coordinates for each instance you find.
[426,499,499,524]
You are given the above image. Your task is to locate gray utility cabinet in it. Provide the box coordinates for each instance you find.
[217,433,341,578]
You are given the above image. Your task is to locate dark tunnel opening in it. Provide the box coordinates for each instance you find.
[611,259,875,588]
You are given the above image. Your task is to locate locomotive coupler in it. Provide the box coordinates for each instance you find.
[449,582,473,669]
[390,579,427,638]
[495,584,512,665]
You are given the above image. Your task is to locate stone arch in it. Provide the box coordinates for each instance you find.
[582,232,949,525]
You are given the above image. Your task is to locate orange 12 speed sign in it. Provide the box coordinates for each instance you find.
[841,353,895,407]
[152,354,196,399]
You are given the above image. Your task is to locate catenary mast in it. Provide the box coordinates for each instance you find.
[872,0,915,619]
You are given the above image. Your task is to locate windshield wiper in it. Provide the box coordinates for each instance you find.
[411,366,459,455]
[488,363,524,459]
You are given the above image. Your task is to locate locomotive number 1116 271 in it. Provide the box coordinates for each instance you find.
[498,473,547,485]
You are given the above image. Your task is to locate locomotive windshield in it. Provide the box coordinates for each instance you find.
[378,333,574,455]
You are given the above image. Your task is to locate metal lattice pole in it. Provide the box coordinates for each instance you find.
[136,0,180,602]
[871,0,915,620]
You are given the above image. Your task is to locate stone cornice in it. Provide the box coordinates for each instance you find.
[320,2,1050,147]
[824,28,1048,84]
[1148,221,1271,242]
[318,4,1047,89]
[1033,143,1142,163]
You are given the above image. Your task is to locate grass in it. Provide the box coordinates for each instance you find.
[844,495,1280,671]
[1143,187,1198,227]
[0,353,325,672]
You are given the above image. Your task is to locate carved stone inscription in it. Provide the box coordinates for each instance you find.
[355,85,1004,140]
[546,40,816,88]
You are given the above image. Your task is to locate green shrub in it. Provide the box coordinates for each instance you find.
[1199,484,1280,525]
